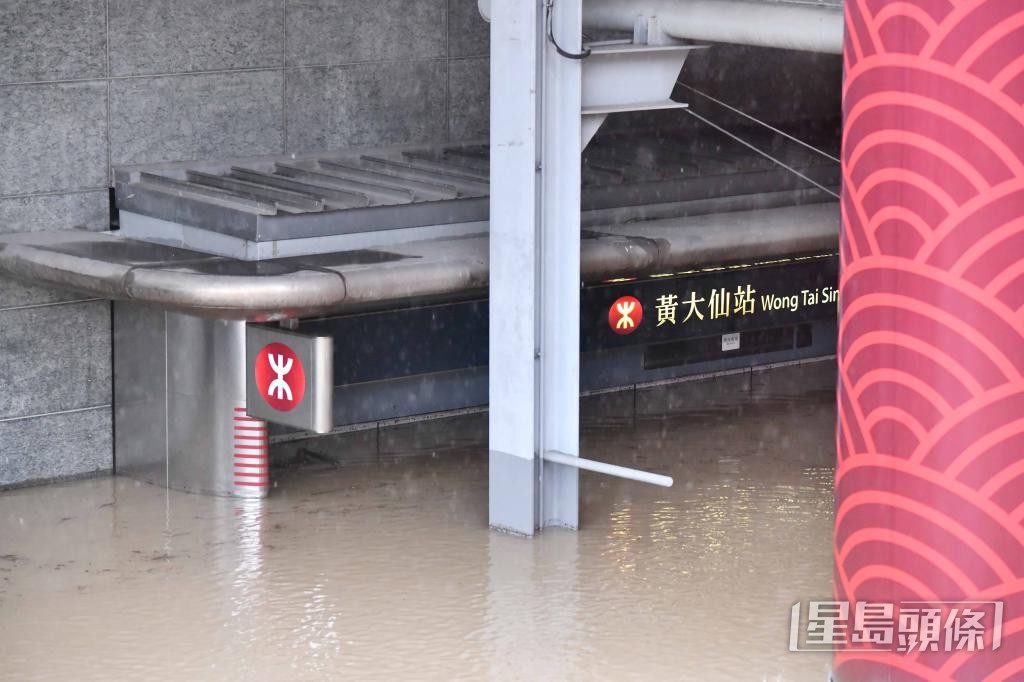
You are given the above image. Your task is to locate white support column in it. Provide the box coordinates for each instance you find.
[488,0,582,535]
[488,0,542,535]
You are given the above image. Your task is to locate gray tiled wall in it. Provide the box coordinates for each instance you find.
[107,0,284,76]
[109,70,286,165]
[286,0,447,64]
[285,61,448,152]
[448,57,488,141]
[0,0,491,488]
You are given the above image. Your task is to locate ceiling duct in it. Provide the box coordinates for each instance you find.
[478,0,843,54]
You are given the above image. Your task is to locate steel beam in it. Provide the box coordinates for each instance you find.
[539,0,584,530]
[488,0,583,535]
[478,0,844,54]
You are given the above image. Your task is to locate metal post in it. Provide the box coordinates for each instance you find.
[114,304,269,499]
[166,314,268,498]
[488,0,583,535]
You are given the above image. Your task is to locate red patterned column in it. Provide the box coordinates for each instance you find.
[836,0,1024,680]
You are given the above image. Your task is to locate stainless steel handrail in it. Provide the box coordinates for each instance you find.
[0,202,837,320]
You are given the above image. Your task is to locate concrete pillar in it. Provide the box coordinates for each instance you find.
[835,0,1024,679]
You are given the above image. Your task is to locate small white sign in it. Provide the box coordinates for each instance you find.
[722,332,740,352]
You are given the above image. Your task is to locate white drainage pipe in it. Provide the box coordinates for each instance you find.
[544,450,675,487]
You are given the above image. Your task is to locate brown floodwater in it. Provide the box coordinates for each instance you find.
[0,368,836,681]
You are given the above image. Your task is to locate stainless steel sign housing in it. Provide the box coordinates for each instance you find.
[246,325,333,433]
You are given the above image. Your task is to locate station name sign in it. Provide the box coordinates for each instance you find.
[581,255,839,351]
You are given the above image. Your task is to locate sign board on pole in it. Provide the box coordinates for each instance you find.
[246,325,333,433]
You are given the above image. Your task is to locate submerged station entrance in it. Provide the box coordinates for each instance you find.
[0,125,841,515]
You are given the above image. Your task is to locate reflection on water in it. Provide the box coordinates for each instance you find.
[0,377,835,681]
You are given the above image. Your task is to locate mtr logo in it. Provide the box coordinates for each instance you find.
[609,296,643,335]
[253,342,306,412]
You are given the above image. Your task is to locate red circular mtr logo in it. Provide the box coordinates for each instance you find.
[254,343,306,412]
[609,295,643,335]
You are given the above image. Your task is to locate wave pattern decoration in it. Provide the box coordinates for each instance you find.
[836,0,1024,679]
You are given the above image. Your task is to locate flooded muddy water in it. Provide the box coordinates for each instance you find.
[0,366,836,681]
